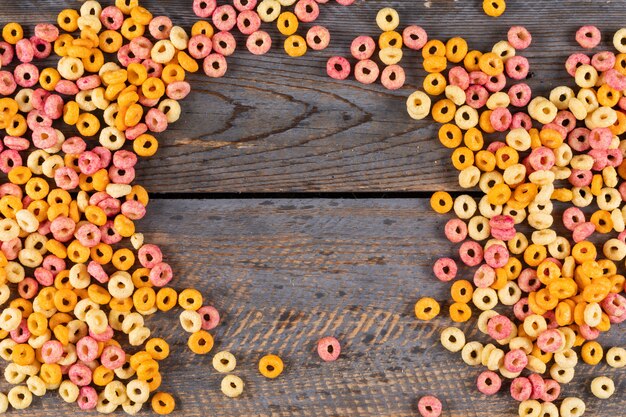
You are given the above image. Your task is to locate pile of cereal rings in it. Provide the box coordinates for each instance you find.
[397,13,625,417]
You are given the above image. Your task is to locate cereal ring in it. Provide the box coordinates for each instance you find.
[477,371,501,395]
[417,395,442,417]
[576,26,601,49]
[326,56,350,80]
[508,26,532,50]
[350,36,375,60]
[193,0,217,18]
[381,65,405,90]
[306,26,330,51]
[317,336,340,361]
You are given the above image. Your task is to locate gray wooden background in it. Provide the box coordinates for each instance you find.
[2,1,625,416]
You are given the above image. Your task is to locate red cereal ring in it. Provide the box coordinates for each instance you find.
[14,63,39,88]
[193,0,217,18]
[417,395,442,417]
[69,363,93,386]
[508,83,532,107]
[234,0,257,11]
[576,25,601,49]
[237,10,261,35]
[17,277,37,299]
[484,244,509,268]
[246,30,272,55]
[537,329,564,353]
[77,74,102,91]
[326,56,351,80]
[0,71,17,96]
[354,59,379,84]
[0,42,13,66]
[507,26,532,50]
[100,6,124,30]
[197,305,220,330]
[212,5,237,32]
[55,80,79,96]
[432,257,457,282]
[403,25,428,50]
[109,166,135,184]
[485,73,506,92]
[528,146,555,171]
[448,66,470,90]
[444,218,467,243]
[16,38,34,63]
[54,167,79,190]
[294,0,320,23]
[34,23,59,43]
[591,51,616,72]
[138,244,163,268]
[505,56,529,80]
[487,314,513,340]
[510,377,532,402]
[78,386,97,410]
[541,379,561,402]
[381,64,405,90]
[150,262,173,287]
[121,200,146,220]
[459,241,483,266]
[567,127,590,152]
[350,35,375,60]
[76,336,99,362]
[117,44,141,67]
[149,16,173,40]
[188,35,213,59]
[30,36,51,59]
[469,71,489,85]
[553,110,576,133]
[572,221,595,242]
[565,53,591,77]
[317,336,341,361]
[78,151,102,175]
[306,25,330,51]
[212,31,237,56]
[477,371,501,396]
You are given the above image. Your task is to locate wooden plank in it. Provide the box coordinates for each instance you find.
[11,199,624,416]
[5,1,626,192]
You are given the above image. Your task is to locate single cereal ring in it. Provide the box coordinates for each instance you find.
[576,25,601,49]
[326,56,350,80]
[417,395,442,417]
[306,25,330,50]
[317,336,340,361]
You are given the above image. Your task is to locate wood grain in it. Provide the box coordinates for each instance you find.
[8,199,624,416]
[6,0,626,192]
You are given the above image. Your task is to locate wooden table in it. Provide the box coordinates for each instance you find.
[8,1,626,416]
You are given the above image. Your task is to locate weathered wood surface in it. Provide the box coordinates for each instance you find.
[7,0,626,192]
[10,199,624,416]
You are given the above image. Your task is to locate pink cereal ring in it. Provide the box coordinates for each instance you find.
[108,166,135,184]
[403,26,428,51]
[100,6,124,30]
[101,345,126,370]
[528,373,545,400]
[188,35,213,60]
[444,219,467,243]
[233,0,257,11]
[125,123,147,140]
[477,371,501,396]
[485,73,506,93]
[203,53,227,78]
[145,108,168,133]
[576,25,601,49]
[121,200,146,220]
[4,136,29,151]
[567,127,590,152]
[510,377,532,402]
[433,257,457,282]
[54,80,79,96]
[504,349,528,373]
[76,336,99,362]
[473,264,495,288]
[69,363,92,386]
[469,71,489,85]
[565,53,591,77]
[89,325,113,342]
[212,5,237,32]
[589,127,612,150]
[508,26,532,50]
[448,66,470,90]
[76,74,101,91]
[32,126,57,149]
[605,68,626,90]
[43,94,64,120]
[0,42,13,66]
[138,244,163,268]
[129,37,153,60]
[381,65,405,90]
[246,30,272,55]
[353,60,380,84]
[484,244,509,268]
[326,56,351,80]
[317,336,341,361]
[14,63,39,88]
[17,277,38,299]
[78,386,97,410]
[41,340,64,364]
[572,221,595,242]
[294,0,320,23]
[487,314,513,340]
[508,83,532,107]
[88,261,109,284]
[417,395,442,417]
[459,241,483,266]
[489,215,515,230]
[150,262,173,287]
[0,71,17,95]
[34,24,59,43]
[511,112,532,130]
[490,107,512,132]
[466,85,489,109]
[193,0,218,18]
[117,44,141,67]
[0,149,22,173]
[542,379,561,402]
[491,227,516,241]
[10,320,29,343]
[212,31,237,57]
[30,37,51,59]
[92,146,111,167]
[505,56,529,80]
[54,167,79,190]
[75,223,101,247]
[518,269,541,293]
[113,150,137,170]
[306,26,330,51]
[198,305,220,330]
[15,38,34,63]
[553,110,576,132]
[350,36,375,60]
[529,147,555,171]
[166,81,191,100]
[237,10,261,35]
[149,16,173,40]
[592,51,616,72]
